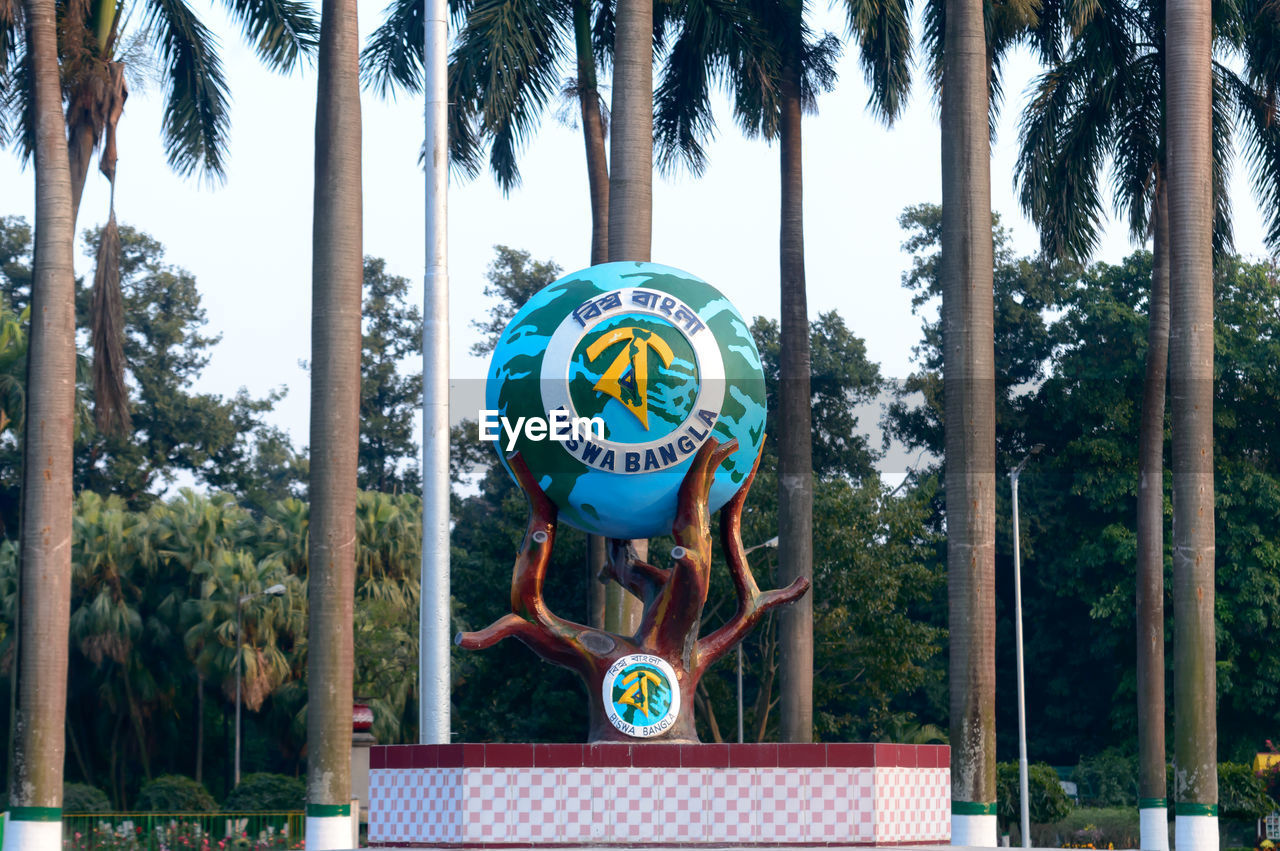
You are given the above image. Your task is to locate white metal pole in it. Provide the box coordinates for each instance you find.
[1011,469,1030,847]
[420,0,452,745]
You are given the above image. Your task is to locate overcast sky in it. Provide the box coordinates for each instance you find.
[1,1,1272,477]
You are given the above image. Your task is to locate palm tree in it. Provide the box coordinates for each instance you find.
[1166,0,1216,838]
[655,0,909,744]
[6,0,77,846]
[306,0,362,840]
[363,0,615,629]
[904,0,1035,832]
[938,0,996,830]
[363,0,611,264]
[1,0,318,433]
[1016,0,1280,839]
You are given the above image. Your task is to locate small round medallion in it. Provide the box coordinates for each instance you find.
[601,654,681,738]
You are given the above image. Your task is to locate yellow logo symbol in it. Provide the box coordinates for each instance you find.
[617,669,665,718]
[585,327,674,430]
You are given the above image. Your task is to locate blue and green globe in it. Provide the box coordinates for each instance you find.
[484,261,767,540]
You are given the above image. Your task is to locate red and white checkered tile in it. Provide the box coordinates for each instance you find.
[369,763,951,845]
[368,768,463,844]
[874,766,951,843]
[705,766,757,843]
[755,769,809,843]
[463,768,560,843]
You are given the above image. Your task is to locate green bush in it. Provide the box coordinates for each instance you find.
[997,761,1073,829]
[1072,750,1138,807]
[1030,806,1142,849]
[221,773,305,812]
[134,775,217,812]
[63,783,111,813]
[1219,762,1274,819]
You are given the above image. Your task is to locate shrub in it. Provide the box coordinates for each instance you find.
[1219,762,1274,820]
[222,773,306,812]
[1030,806,1142,849]
[134,775,217,812]
[1072,750,1138,807]
[997,761,1073,829]
[63,783,111,813]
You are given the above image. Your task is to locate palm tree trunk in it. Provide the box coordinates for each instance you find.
[575,0,611,630]
[940,0,997,837]
[1166,0,1217,842]
[123,668,152,780]
[1137,173,1170,851]
[307,0,362,842]
[604,0,650,635]
[606,0,651,263]
[195,672,205,783]
[574,0,609,268]
[8,0,78,849]
[776,26,813,744]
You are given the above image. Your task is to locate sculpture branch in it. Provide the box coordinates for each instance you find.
[455,452,599,675]
[638,438,737,653]
[603,538,670,605]
[695,448,810,679]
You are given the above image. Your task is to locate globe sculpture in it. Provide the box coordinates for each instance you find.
[461,262,806,743]
[484,261,767,540]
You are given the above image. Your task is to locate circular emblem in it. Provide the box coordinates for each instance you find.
[602,654,681,738]
[484,262,767,539]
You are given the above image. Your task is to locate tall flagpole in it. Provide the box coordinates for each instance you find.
[420,0,451,745]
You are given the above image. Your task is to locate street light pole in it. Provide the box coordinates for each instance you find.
[1011,444,1043,848]
[235,583,287,788]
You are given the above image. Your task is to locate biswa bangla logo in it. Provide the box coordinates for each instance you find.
[602,654,681,738]
[478,287,724,473]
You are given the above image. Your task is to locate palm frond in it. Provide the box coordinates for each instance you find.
[841,0,912,124]
[91,212,131,436]
[654,0,758,173]
[800,30,841,112]
[2,38,34,161]
[0,0,19,149]
[1212,61,1235,256]
[451,0,573,191]
[1108,52,1161,241]
[1015,51,1111,261]
[361,0,423,95]
[143,0,232,180]
[592,0,614,69]
[215,0,319,71]
[445,55,485,179]
[1224,69,1280,249]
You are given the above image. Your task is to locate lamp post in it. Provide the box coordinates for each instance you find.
[1011,444,1043,847]
[235,583,287,787]
[737,537,778,742]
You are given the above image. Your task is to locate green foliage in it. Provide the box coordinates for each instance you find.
[1029,807,1141,849]
[1071,750,1138,807]
[996,762,1073,829]
[63,783,111,813]
[360,257,423,493]
[221,773,306,812]
[134,775,217,812]
[1219,762,1275,819]
[467,247,561,357]
[890,206,1280,760]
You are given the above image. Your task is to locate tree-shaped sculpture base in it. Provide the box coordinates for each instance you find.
[457,438,809,743]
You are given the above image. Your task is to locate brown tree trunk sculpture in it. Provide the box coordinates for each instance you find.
[457,438,810,743]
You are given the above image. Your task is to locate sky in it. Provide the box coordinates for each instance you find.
[0,1,1273,480]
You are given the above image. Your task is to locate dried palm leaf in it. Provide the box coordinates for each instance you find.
[91,212,130,434]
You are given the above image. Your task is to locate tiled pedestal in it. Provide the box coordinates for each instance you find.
[368,743,950,847]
